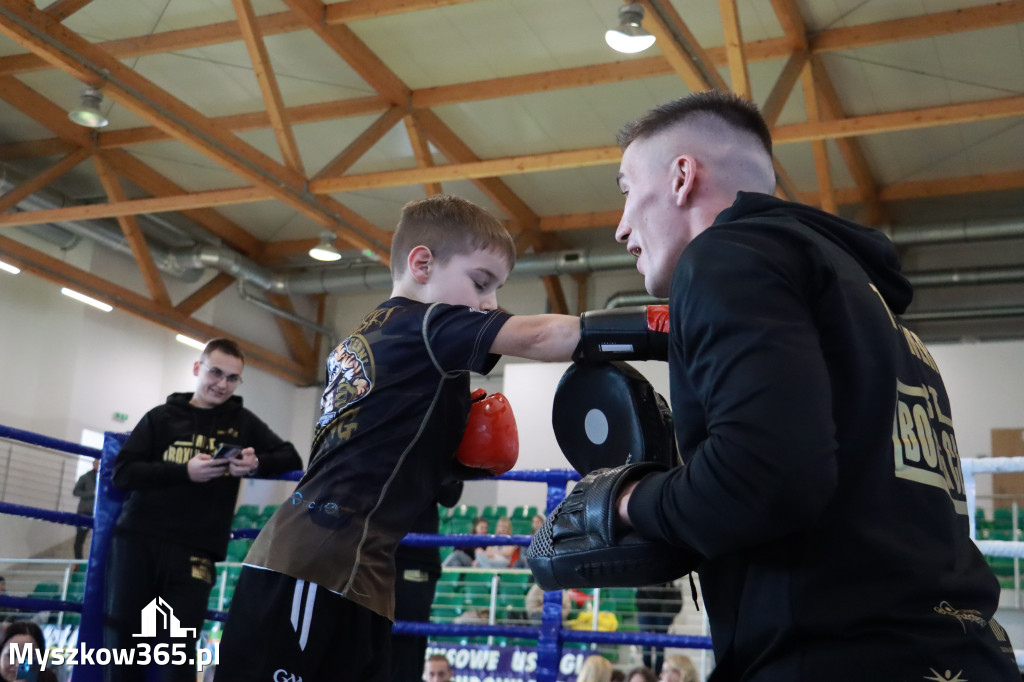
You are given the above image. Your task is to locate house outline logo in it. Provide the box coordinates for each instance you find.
[132,597,197,638]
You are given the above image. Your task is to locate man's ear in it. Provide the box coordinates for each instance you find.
[193,360,201,377]
[408,245,434,284]
[671,155,696,207]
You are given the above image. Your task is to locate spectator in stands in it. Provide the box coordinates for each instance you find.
[636,581,683,673]
[442,516,489,568]
[659,654,697,682]
[524,583,572,623]
[476,516,517,568]
[391,481,462,682]
[577,654,614,682]
[0,621,58,682]
[531,512,545,534]
[611,670,625,682]
[626,666,658,682]
[71,458,99,560]
[104,338,301,682]
[422,654,453,682]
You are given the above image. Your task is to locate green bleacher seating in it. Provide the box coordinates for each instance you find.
[450,504,477,520]
[226,539,253,562]
[511,519,532,535]
[31,582,61,599]
[482,505,507,521]
[511,505,538,520]
[236,504,260,518]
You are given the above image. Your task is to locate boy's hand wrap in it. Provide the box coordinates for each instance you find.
[572,305,669,363]
[452,388,519,478]
[526,463,701,590]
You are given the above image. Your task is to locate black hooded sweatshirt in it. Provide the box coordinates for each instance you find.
[627,193,1018,681]
[113,392,301,560]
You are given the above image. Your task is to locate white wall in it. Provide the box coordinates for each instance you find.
[0,266,318,561]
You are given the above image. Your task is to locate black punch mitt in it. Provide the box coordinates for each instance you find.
[526,463,700,590]
[552,361,679,476]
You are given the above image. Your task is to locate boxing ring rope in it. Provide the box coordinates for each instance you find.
[2,426,1024,679]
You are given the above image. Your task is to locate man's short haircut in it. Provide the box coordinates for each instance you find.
[390,195,516,277]
[617,90,773,157]
[426,653,451,670]
[201,338,245,364]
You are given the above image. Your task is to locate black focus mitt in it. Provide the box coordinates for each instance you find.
[552,362,679,476]
[526,463,701,590]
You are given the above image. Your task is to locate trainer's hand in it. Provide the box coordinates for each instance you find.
[617,480,639,527]
[228,447,258,478]
[187,454,230,482]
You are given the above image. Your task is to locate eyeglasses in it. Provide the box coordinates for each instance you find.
[202,363,243,385]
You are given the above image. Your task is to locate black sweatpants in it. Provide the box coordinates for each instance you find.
[215,566,392,682]
[104,532,216,682]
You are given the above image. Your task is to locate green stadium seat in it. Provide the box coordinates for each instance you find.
[225,539,253,562]
[450,504,478,519]
[511,519,532,535]
[31,582,61,599]
[511,505,538,520]
[482,505,507,520]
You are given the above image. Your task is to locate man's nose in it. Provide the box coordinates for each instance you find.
[614,219,630,243]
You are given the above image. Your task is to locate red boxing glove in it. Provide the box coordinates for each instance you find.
[454,388,519,477]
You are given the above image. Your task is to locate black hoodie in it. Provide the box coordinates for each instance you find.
[627,193,1017,681]
[113,392,301,560]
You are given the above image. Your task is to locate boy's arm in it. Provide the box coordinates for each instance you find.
[489,314,579,361]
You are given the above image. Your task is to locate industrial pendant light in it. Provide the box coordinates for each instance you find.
[605,3,656,54]
[68,87,110,128]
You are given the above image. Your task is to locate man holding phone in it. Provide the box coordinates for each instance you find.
[104,338,302,682]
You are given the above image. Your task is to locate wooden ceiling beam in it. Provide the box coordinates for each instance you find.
[760,49,807,126]
[404,114,443,197]
[0,186,276,229]
[267,292,316,370]
[718,0,751,97]
[1,1,1018,85]
[411,56,671,108]
[281,0,411,106]
[773,95,1024,143]
[99,151,264,256]
[541,276,569,315]
[769,0,809,50]
[0,148,90,214]
[232,0,305,174]
[801,63,837,214]
[0,76,94,149]
[0,1,390,261]
[313,106,407,181]
[0,138,77,161]
[176,273,235,316]
[0,232,315,385]
[93,155,172,306]
[539,210,621,232]
[809,56,888,226]
[42,0,95,20]
[325,0,481,23]
[811,1,1024,53]
[413,109,540,231]
[880,169,1024,202]
[641,0,728,92]
[95,96,390,151]
[311,145,621,195]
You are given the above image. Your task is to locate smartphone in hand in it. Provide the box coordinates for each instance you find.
[213,444,243,461]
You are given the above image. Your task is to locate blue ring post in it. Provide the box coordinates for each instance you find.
[74,432,127,682]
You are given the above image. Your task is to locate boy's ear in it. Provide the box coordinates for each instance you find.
[408,245,434,284]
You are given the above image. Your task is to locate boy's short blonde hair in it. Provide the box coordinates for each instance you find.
[390,195,516,277]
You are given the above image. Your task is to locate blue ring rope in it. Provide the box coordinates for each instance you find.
[1,426,712,681]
